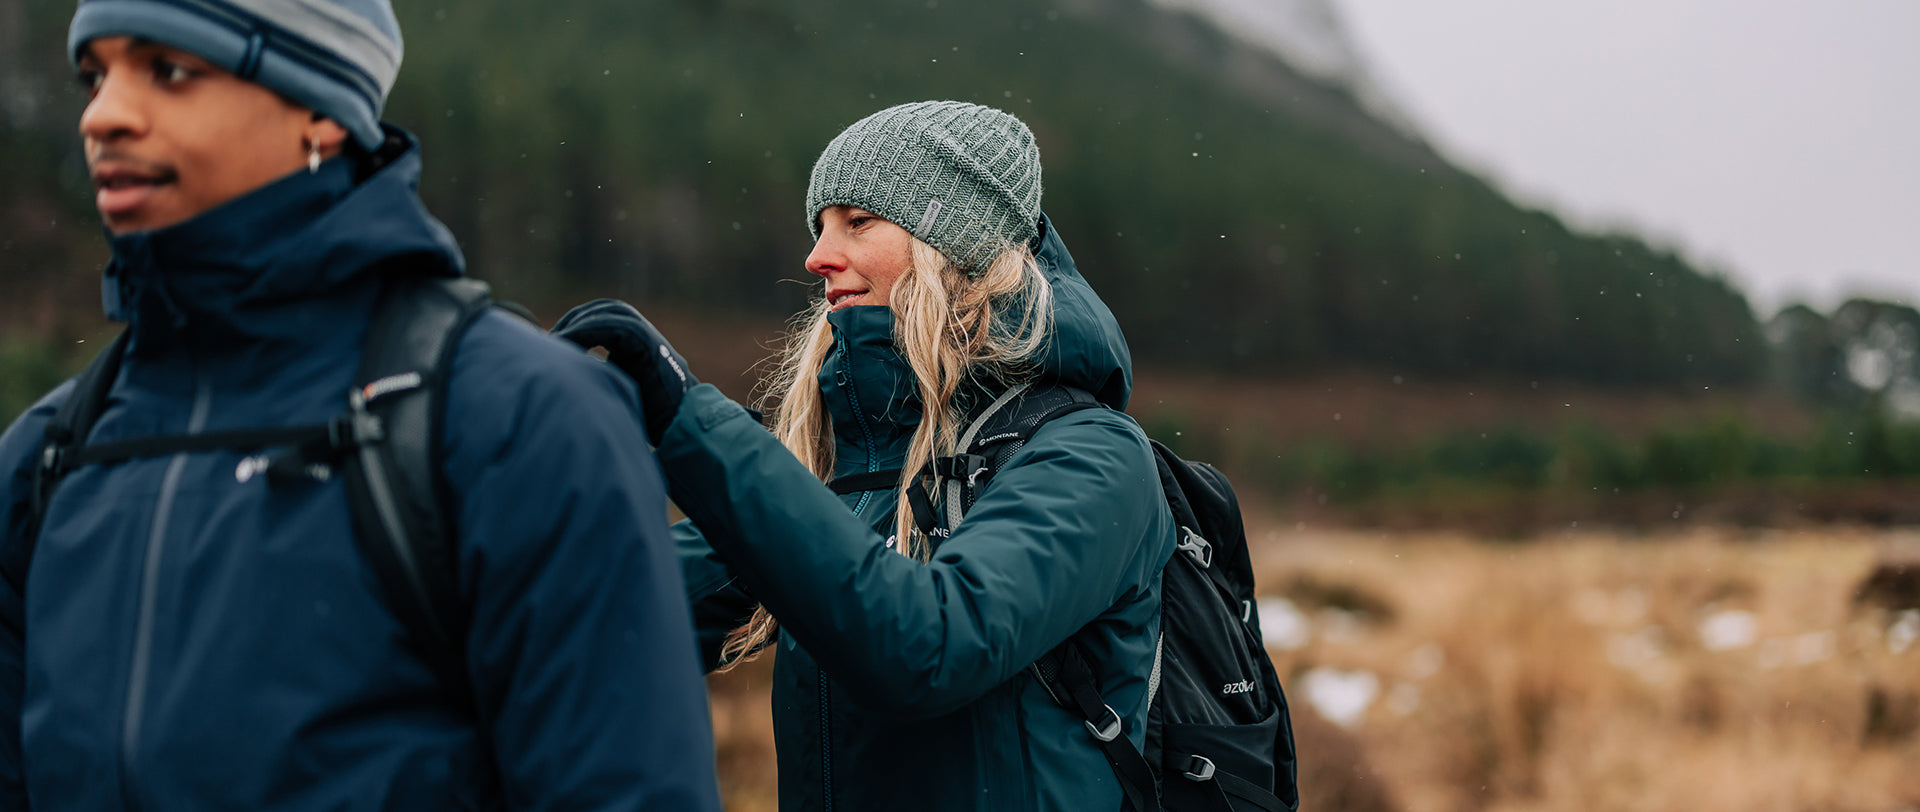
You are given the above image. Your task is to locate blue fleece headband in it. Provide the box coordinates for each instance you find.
[69,0,402,150]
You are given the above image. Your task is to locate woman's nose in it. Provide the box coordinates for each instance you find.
[805,236,843,278]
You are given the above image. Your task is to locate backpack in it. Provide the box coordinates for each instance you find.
[10,273,493,707]
[831,382,1300,812]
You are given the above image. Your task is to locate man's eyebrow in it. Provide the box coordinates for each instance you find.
[79,36,162,63]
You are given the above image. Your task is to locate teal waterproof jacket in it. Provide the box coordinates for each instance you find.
[665,216,1174,812]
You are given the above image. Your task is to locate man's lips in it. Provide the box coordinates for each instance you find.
[90,159,177,220]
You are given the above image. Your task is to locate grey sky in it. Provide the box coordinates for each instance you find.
[1336,0,1919,315]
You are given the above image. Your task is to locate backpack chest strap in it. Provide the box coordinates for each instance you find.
[41,370,417,487]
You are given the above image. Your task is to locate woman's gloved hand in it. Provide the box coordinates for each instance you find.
[552,299,697,445]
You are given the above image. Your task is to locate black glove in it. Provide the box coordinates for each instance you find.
[551,299,697,445]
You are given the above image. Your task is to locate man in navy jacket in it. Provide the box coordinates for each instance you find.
[0,1,722,808]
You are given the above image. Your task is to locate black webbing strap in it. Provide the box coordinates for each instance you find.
[13,330,131,601]
[340,274,493,718]
[1211,769,1284,812]
[1037,641,1283,812]
[1043,643,1160,812]
[906,465,941,537]
[827,468,900,495]
[946,388,1102,529]
[54,424,333,470]
[13,331,367,606]
[27,331,132,542]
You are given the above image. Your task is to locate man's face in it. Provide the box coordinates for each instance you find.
[77,36,322,234]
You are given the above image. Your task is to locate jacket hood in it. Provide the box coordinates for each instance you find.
[1030,214,1132,410]
[101,126,464,344]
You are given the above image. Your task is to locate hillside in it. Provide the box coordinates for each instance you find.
[1,0,1766,388]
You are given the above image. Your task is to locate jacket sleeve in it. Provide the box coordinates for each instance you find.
[441,316,720,811]
[0,383,72,810]
[675,518,760,671]
[657,383,1168,719]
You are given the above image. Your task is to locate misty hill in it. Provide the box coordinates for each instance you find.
[2,0,1765,386]
[1144,0,1425,137]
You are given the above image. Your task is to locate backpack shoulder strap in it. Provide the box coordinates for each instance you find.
[904,382,1105,538]
[6,330,131,601]
[946,382,1103,526]
[342,274,494,706]
[1032,641,1162,812]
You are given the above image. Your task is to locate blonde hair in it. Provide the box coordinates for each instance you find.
[715,237,1053,670]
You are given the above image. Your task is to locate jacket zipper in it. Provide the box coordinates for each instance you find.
[821,335,886,812]
[119,373,212,811]
[819,668,834,812]
[834,332,879,517]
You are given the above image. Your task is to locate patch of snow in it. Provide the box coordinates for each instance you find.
[1302,666,1379,728]
[1698,608,1758,651]
[1889,609,1920,655]
[1258,596,1310,650]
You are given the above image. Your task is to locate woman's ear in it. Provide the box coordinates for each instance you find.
[305,115,350,159]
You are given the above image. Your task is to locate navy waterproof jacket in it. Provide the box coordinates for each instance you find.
[0,132,721,811]
[669,216,1175,812]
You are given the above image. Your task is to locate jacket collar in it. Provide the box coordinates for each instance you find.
[820,305,921,473]
[101,127,464,345]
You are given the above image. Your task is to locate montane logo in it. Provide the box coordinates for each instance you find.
[1220,680,1256,696]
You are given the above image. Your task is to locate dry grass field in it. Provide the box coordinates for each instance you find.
[607,314,1919,810]
[704,519,1920,812]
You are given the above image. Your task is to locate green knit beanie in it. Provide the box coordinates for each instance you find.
[806,101,1042,274]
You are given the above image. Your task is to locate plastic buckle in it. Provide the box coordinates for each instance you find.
[1084,704,1123,742]
[936,454,988,482]
[1181,755,1217,782]
[1177,527,1213,568]
[328,411,384,449]
[337,388,387,449]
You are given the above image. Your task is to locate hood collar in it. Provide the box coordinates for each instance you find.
[1030,214,1133,410]
[101,127,464,341]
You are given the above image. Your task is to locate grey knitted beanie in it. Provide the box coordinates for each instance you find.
[69,0,403,150]
[807,101,1042,274]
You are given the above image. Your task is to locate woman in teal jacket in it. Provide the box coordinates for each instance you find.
[561,101,1174,811]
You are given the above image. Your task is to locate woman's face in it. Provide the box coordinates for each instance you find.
[807,205,914,311]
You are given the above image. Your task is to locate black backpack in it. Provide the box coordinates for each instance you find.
[832,382,1300,812]
[9,274,493,707]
